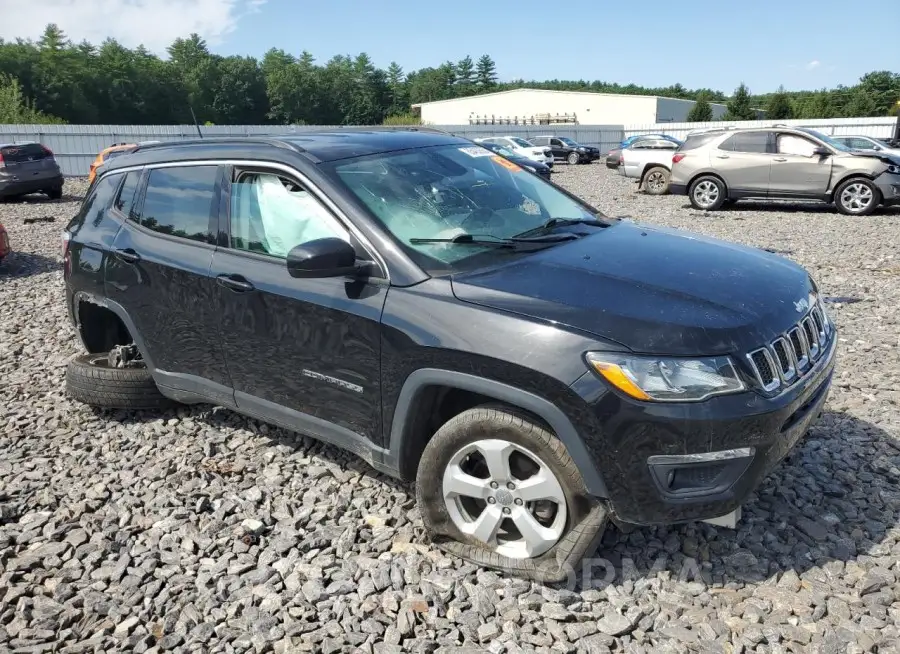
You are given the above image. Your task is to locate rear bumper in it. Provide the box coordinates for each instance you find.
[569,330,836,526]
[669,182,688,196]
[0,174,63,197]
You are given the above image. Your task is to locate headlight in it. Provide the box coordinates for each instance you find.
[585,352,745,402]
[887,164,900,175]
[525,165,536,172]
[577,146,586,151]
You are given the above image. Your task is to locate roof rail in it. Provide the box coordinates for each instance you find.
[130,136,302,155]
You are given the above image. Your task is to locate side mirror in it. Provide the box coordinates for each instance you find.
[873,145,882,151]
[286,237,359,279]
[812,146,831,157]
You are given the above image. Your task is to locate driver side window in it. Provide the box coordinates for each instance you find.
[777,134,817,157]
[229,170,349,259]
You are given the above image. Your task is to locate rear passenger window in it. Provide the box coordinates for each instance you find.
[114,171,141,219]
[720,132,770,153]
[137,166,218,243]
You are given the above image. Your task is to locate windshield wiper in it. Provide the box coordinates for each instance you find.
[409,233,576,248]
[513,217,608,239]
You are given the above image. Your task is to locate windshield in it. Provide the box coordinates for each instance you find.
[510,137,534,148]
[327,143,602,273]
[799,128,852,152]
[558,137,579,147]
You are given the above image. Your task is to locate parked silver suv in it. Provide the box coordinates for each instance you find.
[669,126,900,215]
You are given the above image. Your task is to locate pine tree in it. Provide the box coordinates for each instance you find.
[475,55,497,89]
[722,83,757,121]
[456,55,475,95]
[686,91,713,122]
[766,85,794,120]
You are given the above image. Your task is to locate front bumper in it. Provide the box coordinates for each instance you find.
[568,332,836,526]
[875,174,900,206]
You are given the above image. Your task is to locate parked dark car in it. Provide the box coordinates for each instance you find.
[0,142,64,200]
[63,129,836,581]
[528,135,600,164]
[474,139,553,179]
[605,147,623,169]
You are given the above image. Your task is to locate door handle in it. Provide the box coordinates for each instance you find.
[216,274,255,292]
[113,248,141,264]
[715,154,730,159]
[773,157,788,162]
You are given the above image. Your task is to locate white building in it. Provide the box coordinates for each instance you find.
[412,88,729,126]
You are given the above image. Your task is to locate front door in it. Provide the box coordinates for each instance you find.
[550,138,566,161]
[769,133,833,196]
[209,166,387,449]
[105,164,233,404]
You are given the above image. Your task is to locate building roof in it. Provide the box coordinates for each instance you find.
[411,87,721,108]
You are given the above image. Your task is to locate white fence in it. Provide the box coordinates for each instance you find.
[625,116,897,140]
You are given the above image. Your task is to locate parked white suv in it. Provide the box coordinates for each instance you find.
[619,137,680,195]
[474,137,553,165]
[831,135,900,157]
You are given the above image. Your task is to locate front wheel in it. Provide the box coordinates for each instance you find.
[416,405,606,581]
[689,175,727,211]
[46,186,63,200]
[834,177,880,216]
[642,167,671,195]
[566,152,580,165]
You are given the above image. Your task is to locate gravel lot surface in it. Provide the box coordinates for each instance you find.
[2,168,900,654]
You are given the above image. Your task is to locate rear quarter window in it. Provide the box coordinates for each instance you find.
[678,133,721,151]
[67,173,122,233]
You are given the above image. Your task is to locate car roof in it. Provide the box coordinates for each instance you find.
[0,141,41,147]
[118,129,470,167]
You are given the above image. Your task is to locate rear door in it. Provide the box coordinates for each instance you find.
[0,143,60,184]
[714,131,773,195]
[105,163,233,403]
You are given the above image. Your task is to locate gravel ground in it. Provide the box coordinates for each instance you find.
[2,169,900,654]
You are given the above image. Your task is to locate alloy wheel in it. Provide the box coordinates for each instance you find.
[693,180,720,209]
[647,171,667,193]
[441,439,567,559]
[839,182,874,213]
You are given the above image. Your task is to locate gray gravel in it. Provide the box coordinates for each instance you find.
[2,169,900,654]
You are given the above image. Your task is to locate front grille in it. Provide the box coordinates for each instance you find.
[747,301,832,393]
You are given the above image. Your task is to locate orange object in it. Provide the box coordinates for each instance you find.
[491,155,522,172]
[88,143,138,184]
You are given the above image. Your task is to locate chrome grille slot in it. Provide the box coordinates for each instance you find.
[749,348,779,391]
[788,327,809,371]
[746,300,832,394]
[771,337,796,382]
[802,317,819,359]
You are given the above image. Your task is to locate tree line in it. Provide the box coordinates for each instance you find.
[1,24,898,126]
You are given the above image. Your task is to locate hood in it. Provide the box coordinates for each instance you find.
[451,221,815,356]
[847,150,900,166]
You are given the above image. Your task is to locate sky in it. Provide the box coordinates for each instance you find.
[2,0,898,94]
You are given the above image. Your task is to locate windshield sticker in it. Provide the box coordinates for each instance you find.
[459,146,494,157]
[492,155,522,172]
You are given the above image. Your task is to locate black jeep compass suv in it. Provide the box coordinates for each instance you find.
[63,129,836,581]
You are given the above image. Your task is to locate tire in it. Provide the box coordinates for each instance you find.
[834,177,880,216]
[416,404,607,582]
[642,167,670,195]
[66,352,171,410]
[46,186,63,200]
[566,152,580,165]
[689,175,727,211]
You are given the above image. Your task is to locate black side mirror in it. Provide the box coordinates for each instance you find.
[286,237,359,279]
[812,146,831,157]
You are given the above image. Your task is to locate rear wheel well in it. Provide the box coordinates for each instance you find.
[76,301,133,354]
[398,385,550,481]
[640,163,671,183]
